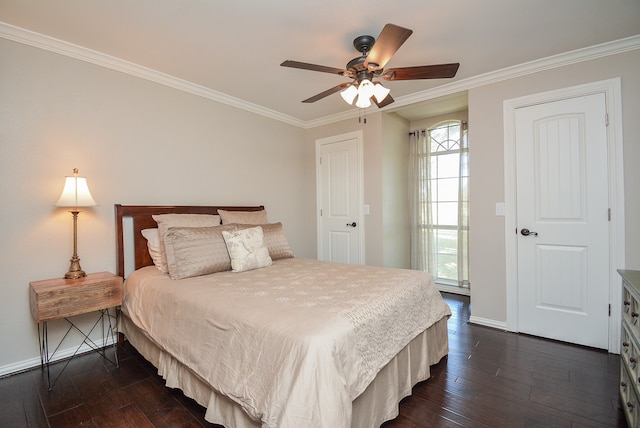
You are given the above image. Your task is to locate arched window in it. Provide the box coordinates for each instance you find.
[410,120,469,291]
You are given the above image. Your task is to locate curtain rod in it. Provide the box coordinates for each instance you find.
[409,120,468,136]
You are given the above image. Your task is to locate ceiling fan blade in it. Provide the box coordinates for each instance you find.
[281,60,346,75]
[373,93,394,108]
[382,63,460,80]
[364,24,413,71]
[302,82,353,103]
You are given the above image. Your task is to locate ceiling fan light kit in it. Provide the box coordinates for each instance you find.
[341,79,391,109]
[281,23,460,112]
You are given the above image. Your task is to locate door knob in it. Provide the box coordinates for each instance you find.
[346,222,357,227]
[520,228,538,236]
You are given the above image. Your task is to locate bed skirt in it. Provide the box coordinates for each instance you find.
[119,314,449,427]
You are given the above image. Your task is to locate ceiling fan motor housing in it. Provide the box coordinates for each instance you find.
[346,56,374,77]
[347,35,380,78]
[353,35,375,54]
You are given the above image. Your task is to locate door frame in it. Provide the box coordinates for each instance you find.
[503,78,625,353]
[315,130,365,264]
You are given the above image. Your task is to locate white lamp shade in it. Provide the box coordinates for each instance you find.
[373,83,391,103]
[340,85,358,105]
[56,174,97,208]
[355,94,372,108]
[357,79,374,99]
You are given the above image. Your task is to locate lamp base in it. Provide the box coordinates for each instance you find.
[64,255,86,279]
[64,270,87,280]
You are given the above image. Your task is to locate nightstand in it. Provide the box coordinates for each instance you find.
[29,271,123,390]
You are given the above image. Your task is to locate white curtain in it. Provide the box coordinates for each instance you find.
[409,122,469,288]
[409,130,432,272]
[457,123,470,287]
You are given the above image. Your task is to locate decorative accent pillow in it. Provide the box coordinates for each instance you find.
[163,225,237,280]
[218,209,268,225]
[141,228,166,272]
[222,226,272,273]
[236,223,294,260]
[152,214,221,273]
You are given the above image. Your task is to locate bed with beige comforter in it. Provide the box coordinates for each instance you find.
[121,257,450,428]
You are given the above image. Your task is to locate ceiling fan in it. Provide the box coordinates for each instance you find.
[281,23,460,109]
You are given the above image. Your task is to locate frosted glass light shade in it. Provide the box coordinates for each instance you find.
[355,94,372,108]
[56,170,96,208]
[357,79,374,99]
[340,85,358,105]
[373,83,390,103]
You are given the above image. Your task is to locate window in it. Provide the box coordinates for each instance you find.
[410,120,469,290]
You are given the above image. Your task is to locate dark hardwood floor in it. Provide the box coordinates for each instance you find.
[1,294,627,427]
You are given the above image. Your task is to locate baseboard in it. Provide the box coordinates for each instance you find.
[0,336,118,378]
[468,315,509,331]
[436,283,471,296]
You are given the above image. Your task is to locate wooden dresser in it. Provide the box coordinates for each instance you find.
[619,269,640,427]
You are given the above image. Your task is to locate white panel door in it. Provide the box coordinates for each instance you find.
[515,93,610,349]
[317,132,363,264]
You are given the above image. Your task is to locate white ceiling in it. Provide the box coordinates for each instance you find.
[1,0,639,124]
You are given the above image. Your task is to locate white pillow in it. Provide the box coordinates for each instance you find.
[218,209,268,225]
[222,226,272,273]
[152,214,221,272]
[141,228,166,272]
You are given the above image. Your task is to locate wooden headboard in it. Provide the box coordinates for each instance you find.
[115,204,265,277]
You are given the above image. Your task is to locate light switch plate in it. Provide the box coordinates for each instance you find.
[495,202,505,216]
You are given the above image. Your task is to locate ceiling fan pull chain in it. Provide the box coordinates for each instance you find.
[358,108,367,124]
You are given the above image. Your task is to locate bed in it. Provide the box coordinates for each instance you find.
[115,204,451,428]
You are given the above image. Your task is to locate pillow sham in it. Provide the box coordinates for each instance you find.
[163,224,237,280]
[218,209,268,225]
[222,226,272,273]
[236,223,294,260]
[152,214,221,273]
[141,228,166,272]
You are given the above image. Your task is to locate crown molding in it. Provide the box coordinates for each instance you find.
[1,21,638,129]
[0,22,306,128]
[395,34,640,108]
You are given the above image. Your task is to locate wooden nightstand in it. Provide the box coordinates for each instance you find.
[29,271,123,390]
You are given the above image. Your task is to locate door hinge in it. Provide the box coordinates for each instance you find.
[320,209,323,216]
[319,157,322,165]
[608,208,611,221]
[605,113,609,127]
[609,304,611,316]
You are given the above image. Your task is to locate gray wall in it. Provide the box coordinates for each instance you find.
[0,38,315,372]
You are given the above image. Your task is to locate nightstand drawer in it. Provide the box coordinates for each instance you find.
[30,271,123,322]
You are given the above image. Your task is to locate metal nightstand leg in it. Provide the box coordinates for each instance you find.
[38,307,120,390]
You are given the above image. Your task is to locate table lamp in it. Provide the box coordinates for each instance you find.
[56,168,97,279]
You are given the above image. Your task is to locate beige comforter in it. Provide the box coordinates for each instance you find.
[122,258,451,428]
